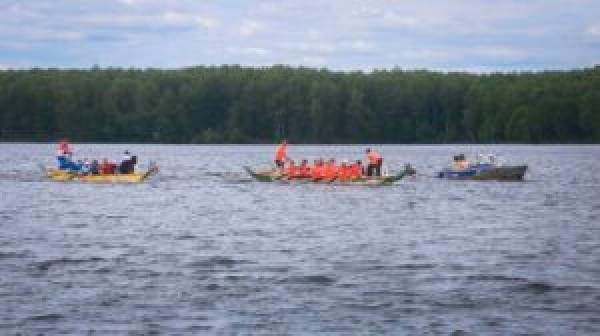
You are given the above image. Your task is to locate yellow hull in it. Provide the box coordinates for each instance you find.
[46,168,154,183]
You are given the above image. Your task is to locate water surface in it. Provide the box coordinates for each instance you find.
[1,144,599,335]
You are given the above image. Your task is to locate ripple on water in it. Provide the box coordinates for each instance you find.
[33,256,106,272]
[279,274,336,285]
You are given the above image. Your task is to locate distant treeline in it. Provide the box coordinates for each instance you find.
[0,65,599,143]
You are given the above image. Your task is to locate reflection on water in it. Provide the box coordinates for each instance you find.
[1,144,600,335]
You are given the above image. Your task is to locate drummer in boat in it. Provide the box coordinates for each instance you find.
[274,139,289,172]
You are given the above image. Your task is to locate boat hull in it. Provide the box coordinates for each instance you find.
[46,167,157,183]
[245,165,415,185]
[438,165,527,181]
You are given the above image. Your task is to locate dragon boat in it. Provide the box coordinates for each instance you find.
[244,164,416,185]
[45,164,159,183]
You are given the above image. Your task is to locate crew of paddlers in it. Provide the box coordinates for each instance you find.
[273,139,384,182]
[55,140,137,175]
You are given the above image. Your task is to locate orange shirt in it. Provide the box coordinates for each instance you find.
[350,164,362,178]
[367,151,381,165]
[338,166,351,181]
[298,164,310,177]
[286,163,297,178]
[324,164,338,180]
[311,165,323,179]
[274,144,287,161]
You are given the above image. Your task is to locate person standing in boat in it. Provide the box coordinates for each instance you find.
[56,140,74,170]
[365,148,382,176]
[274,139,288,172]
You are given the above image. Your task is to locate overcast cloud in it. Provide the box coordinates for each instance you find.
[1,0,599,71]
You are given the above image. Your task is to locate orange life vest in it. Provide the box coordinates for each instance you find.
[286,163,297,178]
[274,144,286,161]
[338,165,351,181]
[324,164,337,180]
[298,164,310,177]
[311,164,323,179]
[350,164,362,178]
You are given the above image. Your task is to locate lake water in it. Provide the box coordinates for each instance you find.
[1,144,599,335]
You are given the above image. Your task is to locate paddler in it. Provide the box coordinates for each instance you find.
[338,160,351,182]
[323,159,338,182]
[311,159,324,181]
[274,139,288,172]
[351,160,363,180]
[98,158,114,175]
[298,159,310,178]
[286,159,298,179]
[365,148,382,177]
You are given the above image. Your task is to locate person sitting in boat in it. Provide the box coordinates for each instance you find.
[80,159,91,175]
[451,154,469,170]
[286,159,298,179]
[351,160,363,180]
[337,160,351,182]
[365,148,383,176]
[274,139,288,171]
[298,159,310,178]
[90,159,99,175]
[72,159,83,173]
[119,155,137,174]
[98,158,115,175]
[311,159,324,181]
[323,159,338,182]
[57,155,71,170]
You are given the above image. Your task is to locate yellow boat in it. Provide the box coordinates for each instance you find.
[45,165,158,183]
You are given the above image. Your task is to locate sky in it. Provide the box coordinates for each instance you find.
[1,0,599,72]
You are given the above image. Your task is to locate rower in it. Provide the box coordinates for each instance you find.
[338,160,351,182]
[351,160,363,180]
[286,159,298,179]
[298,159,310,178]
[274,139,288,172]
[323,159,338,182]
[98,158,114,175]
[365,148,382,176]
[311,159,324,181]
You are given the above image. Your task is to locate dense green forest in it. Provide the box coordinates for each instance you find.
[0,65,599,143]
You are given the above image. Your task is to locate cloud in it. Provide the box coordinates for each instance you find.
[227,46,269,56]
[0,0,599,71]
[347,40,376,53]
[586,24,600,38]
[79,11,217,30]
[239,20,265,37]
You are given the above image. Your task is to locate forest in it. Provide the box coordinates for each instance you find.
[0,65,599,143]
